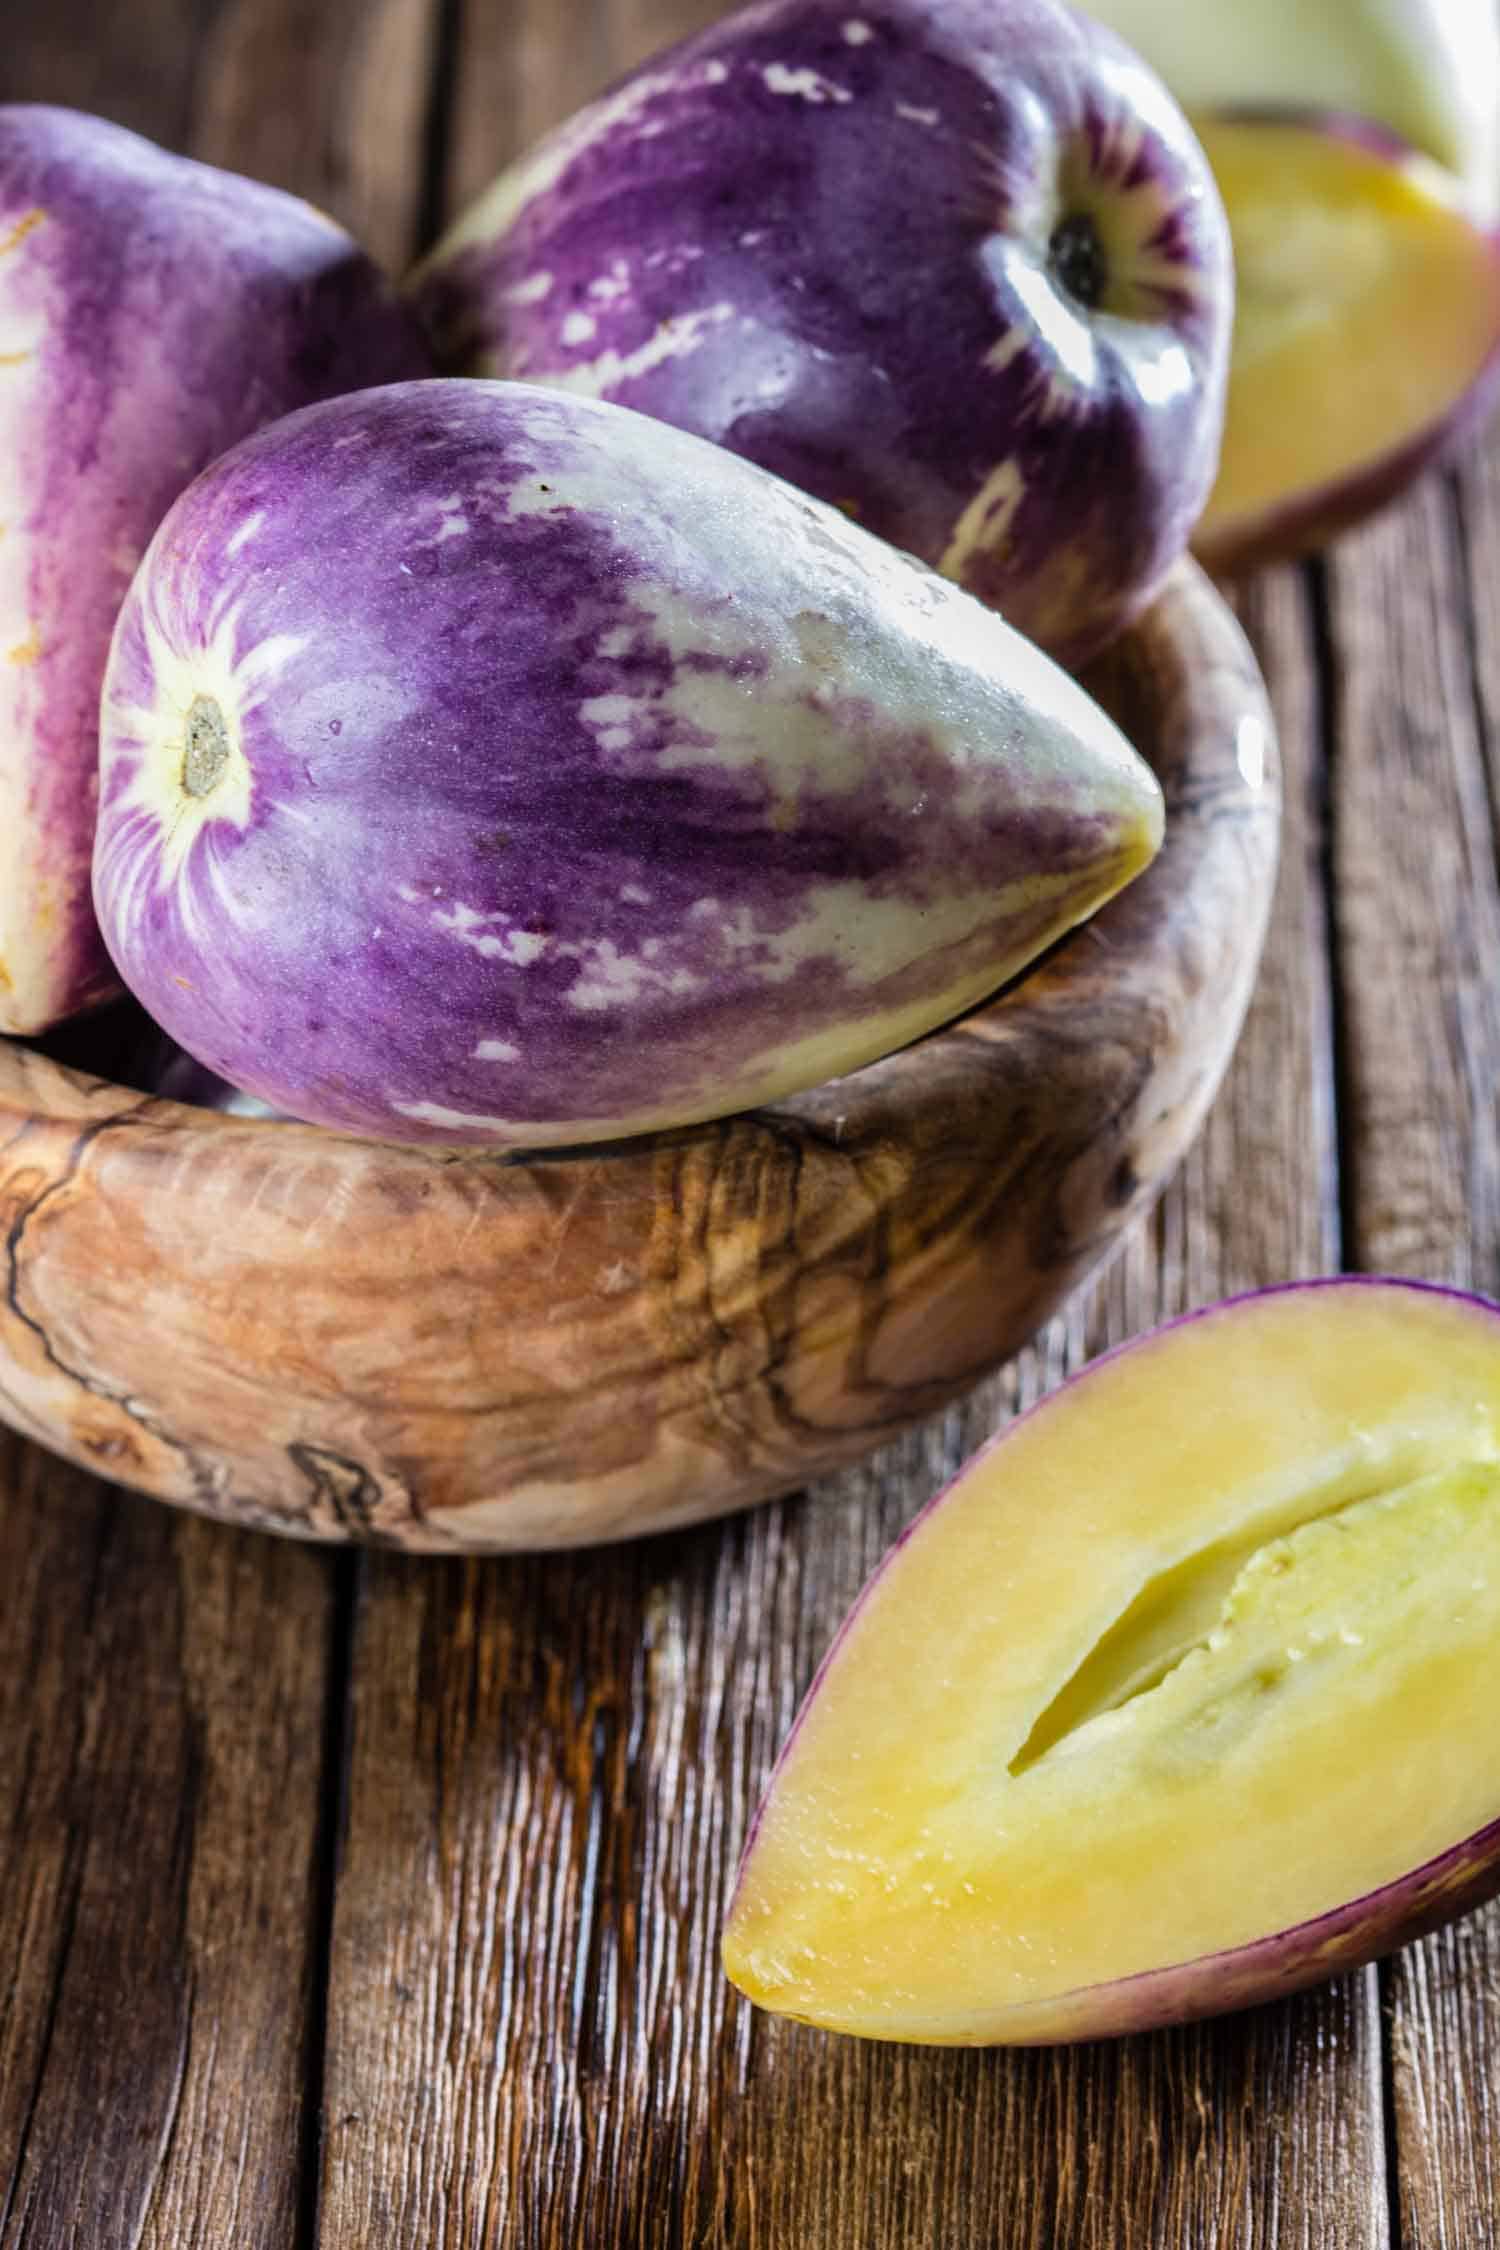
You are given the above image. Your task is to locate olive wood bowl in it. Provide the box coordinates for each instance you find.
[0,560,1278,1551]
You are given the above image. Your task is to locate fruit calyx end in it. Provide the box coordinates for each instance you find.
[1048,211,1108,311]
[182,696,230,799]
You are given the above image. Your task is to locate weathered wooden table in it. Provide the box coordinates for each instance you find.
[4,1,1499,2242]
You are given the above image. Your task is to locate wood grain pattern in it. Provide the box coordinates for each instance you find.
[0,564,1278,1552]
[312,564,1385,2249]
[190,0,439,271]
[1321,474,1500,2250]
[0,1447,333,2249]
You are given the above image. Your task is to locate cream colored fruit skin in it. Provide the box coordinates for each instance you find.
[1086,0,1500,220]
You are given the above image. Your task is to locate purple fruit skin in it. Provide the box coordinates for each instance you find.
[92,379,1159,1151]
[410,0,1233,670]
[729,1276,1500,2043]
[0,104,430,1036]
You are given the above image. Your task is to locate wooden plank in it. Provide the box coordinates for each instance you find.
[0,0,438,2238]
[5,0,209,149]
[0,1445,331,2249]
[6,0,433,274]
[1323,462,1500,2250]
[191,0,439,271]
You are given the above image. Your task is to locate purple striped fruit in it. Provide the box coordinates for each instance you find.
[92,379,1163,1152]
[409,0,1234,671]
[0,104,430,1037]
[724,1278,1500,2045]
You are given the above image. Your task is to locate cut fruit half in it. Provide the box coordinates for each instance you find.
[722,1278,1500,2045]
[1082,0,1500,221]
[1192,115,1500,573]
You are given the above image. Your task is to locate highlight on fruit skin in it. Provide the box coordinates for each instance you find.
[92,379,1164,1153]
[722,1277,1500,2045]
[408,0,1234,673]
[1191,111,1500,575]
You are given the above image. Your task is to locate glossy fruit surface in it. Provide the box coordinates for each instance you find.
[725,1278,1500,2044]
[411,0,1232,669]
[93,379,1162,1149]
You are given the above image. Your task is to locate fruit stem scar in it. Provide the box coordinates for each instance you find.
[1048,211,1107,311]
[182,695,230,798]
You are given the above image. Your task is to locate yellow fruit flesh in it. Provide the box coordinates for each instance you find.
[1196,118,1500,552]
[723,1285,1500,2042]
